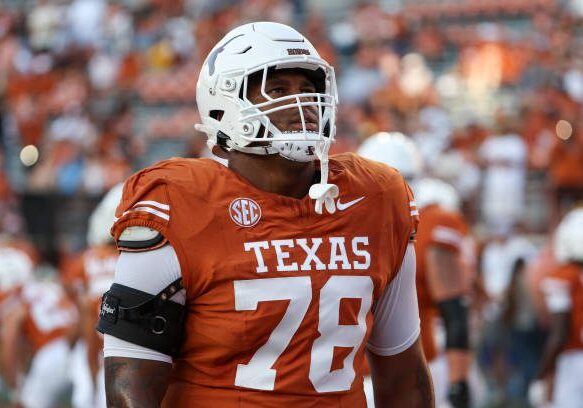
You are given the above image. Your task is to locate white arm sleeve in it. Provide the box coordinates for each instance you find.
[367,244,420,356]
[103,244,184,364]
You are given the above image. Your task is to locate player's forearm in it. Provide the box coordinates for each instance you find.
[374,356,434,407]
[105,357,172,408]
[370,348,435,408]
[0,335,15,386]
[0,314,24,388]
[535,313,569,379]
[446,350,471,383]
[82,299,100,383]
[535,335,565,379]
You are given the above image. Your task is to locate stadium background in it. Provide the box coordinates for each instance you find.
[1,0,583,407]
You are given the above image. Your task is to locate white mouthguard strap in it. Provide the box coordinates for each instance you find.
[309,140,339,214]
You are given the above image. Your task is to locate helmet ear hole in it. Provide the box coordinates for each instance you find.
[210,110,224,121]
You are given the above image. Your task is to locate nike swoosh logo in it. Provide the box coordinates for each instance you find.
[336,196,365,211]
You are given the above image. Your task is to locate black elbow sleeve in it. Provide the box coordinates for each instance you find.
[437,297,470,350]
[96,278,186,357]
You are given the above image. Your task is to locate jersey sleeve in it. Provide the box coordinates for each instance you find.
[386,177,419,281]
[427,211,467,253]
[111,167,172,252]
[406,182,420,242]
[540,267,576,313]
[367,244,420,355]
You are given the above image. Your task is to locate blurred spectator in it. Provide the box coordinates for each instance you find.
[103,3,134,55]
[563,60,583,104]
[27,0,64,52]
[500,258,547,403]
[548,118,583,221]
[478,114,528,233]
[339,42,386,105]
[477,233,539,405]
[481,233,538,311]
[66,0,106,49]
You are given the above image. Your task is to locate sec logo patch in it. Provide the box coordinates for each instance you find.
[229,198,261,227]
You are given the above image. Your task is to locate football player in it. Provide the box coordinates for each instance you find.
[359,133,473,408]
[63,184,122,408]
[1,245,78,408]
[0,244,34,405]
[413,178,472,408]
[357,132,423,183]
[530,208,583,408]
[98,22,434,407]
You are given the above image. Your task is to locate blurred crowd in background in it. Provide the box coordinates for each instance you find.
[1,0,583,407]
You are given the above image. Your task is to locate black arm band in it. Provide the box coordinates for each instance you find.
[96,278,185,357]
[437,297,469,350]
[117,233,165,250]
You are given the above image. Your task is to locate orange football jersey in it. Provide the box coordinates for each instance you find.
[545,263,583,352]
[415,204,468,362]
[21,281,78,352]
[62,245,118,301]
[111,153,417,407]
[62,244,118,355]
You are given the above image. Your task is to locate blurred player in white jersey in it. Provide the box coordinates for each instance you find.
[530,208,583,408]
[1,241,78,408]
[0,243,34,405]
[359,132,474,408]
[63,184,122,408]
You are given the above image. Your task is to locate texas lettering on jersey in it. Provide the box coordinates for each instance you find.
[244,236,371,273]
[111,153,417,407]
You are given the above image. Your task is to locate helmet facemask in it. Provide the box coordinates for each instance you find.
[240,65,339,213]
[227,63,337,164]
[195,22,340,214]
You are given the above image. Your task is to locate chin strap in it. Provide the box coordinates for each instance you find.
[198,123,338,214]
[309,140,339,214]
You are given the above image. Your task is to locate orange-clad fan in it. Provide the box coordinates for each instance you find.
[98,22,434,408]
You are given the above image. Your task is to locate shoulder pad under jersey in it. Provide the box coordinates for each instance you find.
[117,227,166,252]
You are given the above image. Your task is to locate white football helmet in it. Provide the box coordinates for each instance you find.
[554,208,583,264]
[195,22,339,214]
[357,132,423,181]
[0,247,33,293]
[413,177,461,212]
[87,183,124,247]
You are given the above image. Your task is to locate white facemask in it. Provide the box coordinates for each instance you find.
[271,131,320,162]
[272,141,317,162]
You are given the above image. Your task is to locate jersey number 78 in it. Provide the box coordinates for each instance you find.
[233,275,373,393]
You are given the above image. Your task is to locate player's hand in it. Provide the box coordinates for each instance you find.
[447,380,470,408]
[528,379,548,407]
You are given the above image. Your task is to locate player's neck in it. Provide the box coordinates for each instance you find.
[228,151,316,199]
